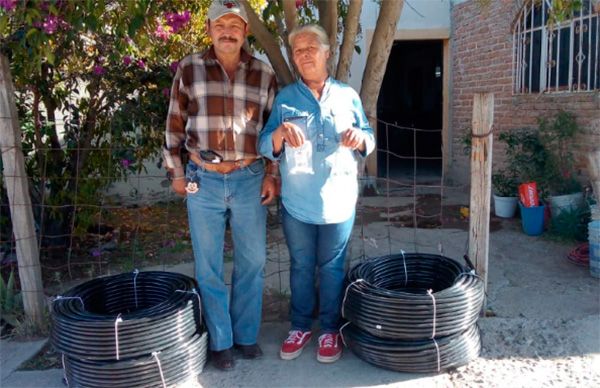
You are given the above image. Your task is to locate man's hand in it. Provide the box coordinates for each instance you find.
[171,178,187,196]
[261,175,278,205]
[341,127,366,152]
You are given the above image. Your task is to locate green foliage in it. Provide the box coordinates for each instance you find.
[498,111,581,199]
[492,170,518,197]
[547,205,590,242]
[0,270,23,329]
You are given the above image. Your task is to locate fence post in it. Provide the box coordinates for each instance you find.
[468,93,494,314]
[0,54,46,328]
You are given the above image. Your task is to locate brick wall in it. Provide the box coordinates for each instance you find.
[449,0,600,187]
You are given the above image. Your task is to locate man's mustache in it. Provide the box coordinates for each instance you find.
[218,36,238,43]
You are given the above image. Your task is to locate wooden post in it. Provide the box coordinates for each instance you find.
[0,54,46,327]
[468,93,494,313]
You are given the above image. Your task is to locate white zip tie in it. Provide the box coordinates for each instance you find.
[114,313,123,360]
[339,321,351,347]
[175,289,202,319]
[432,338,441,372]
[341,279,365,318]
[152,351,167,388]
[400,250,408,287]
[427,289,437,339]
[133,269,140,309]
[54,295,85,309]
[61,353,69,387]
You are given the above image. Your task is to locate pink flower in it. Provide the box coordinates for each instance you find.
[169,61,178,74]
[154,23,172,41]
[121,159,131,168]
[136,59,145,69]
[93,65,105,75]
[0,0,17,12]
[162,88,170,98]
[295,0,303,8]
[165,11,191,34]
[123,55,132,66]
[42,15,60,34]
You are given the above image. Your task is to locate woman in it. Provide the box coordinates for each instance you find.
[258,24,374,363]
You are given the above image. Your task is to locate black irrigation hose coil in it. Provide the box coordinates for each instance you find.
[340,253,484,373]
[341,323,481,373]
[51,270,207,387]
[342,253,485,340]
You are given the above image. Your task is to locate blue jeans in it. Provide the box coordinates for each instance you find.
[186,159,266,351]
[281,205,355,333]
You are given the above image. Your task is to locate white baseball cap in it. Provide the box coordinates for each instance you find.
[207,0,248,24]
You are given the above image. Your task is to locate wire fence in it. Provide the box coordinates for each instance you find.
[1,118,472,301]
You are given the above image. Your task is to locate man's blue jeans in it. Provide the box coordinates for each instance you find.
[281,205,355,333]
[186,159,266,351]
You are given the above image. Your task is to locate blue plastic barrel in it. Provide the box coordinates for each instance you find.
[519,203,545,236]
[589,220,600,278]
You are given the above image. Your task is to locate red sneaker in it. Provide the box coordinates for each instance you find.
[280,330,312,360]
[317,333,342,363]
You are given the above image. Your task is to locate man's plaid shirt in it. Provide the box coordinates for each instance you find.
[163,46,278,177]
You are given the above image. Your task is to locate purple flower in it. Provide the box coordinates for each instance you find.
[169,61,178,74]
[162,88,170,98]
[165,11,191,34]
[123,55,132,66]
[136,59,145,69]
[91,248,101,257]
[0,0,17,12]
[121,159,131,168]
[93,65,105,75]
[42,15,60,34]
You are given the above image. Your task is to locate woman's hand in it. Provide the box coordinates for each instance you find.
[273,121,306,155]
[341,127,366,152]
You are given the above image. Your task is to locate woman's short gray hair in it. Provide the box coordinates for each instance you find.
[288,24,330,51]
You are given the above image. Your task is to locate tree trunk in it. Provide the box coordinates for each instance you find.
[317,0,338,74]
[359,0,403,122]
[241,0,294,85]
[336,0,363,82]
[0,54,46,329]
[280,0,298,77]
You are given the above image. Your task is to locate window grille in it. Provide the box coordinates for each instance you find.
[513,0,599,93]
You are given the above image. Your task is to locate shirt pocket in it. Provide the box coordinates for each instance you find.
[281,105,309,136]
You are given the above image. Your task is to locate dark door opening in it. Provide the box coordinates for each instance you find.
[377,40,443,181]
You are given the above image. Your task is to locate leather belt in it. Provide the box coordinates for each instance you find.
[190,154,258,174]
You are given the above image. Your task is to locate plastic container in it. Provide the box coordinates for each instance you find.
[493,195,518,218]
[519,202,545,236]
[549,192,584,218]
[589,220,600,278]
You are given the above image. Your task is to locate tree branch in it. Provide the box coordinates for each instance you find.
[336,0,363,82]
[240,0,294,85]
[317,0,338,74]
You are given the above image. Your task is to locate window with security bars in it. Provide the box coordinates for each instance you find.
[513,0,599,93]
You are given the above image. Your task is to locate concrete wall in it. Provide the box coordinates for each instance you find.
[449,0,600,186]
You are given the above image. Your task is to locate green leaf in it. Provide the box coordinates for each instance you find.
[354,45,361,54]
[128,14,145,37]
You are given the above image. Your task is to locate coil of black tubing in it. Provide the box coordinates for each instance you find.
[51,271,206,387]
[341,322,480,373]
[342,253,484,340]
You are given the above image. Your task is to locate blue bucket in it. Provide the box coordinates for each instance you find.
[589,220,600,278]
[519,203,545,236]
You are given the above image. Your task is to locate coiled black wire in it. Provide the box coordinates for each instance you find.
[341,323,480,373]
[342,253,484,340]
[341,253,483,373]
[51,271,206,387]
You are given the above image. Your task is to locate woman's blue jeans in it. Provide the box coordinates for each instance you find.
[186,159,266,351]
[281,205,355,333]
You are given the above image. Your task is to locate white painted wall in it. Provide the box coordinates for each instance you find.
[347,0,451,92]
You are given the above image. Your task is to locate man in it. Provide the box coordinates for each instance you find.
[163,0,278,371]
[259,24,375,363]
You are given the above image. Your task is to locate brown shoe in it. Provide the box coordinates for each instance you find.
[234,343,263,359]
[211,348,234,370]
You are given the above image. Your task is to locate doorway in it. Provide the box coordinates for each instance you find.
[377,40,444,181]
